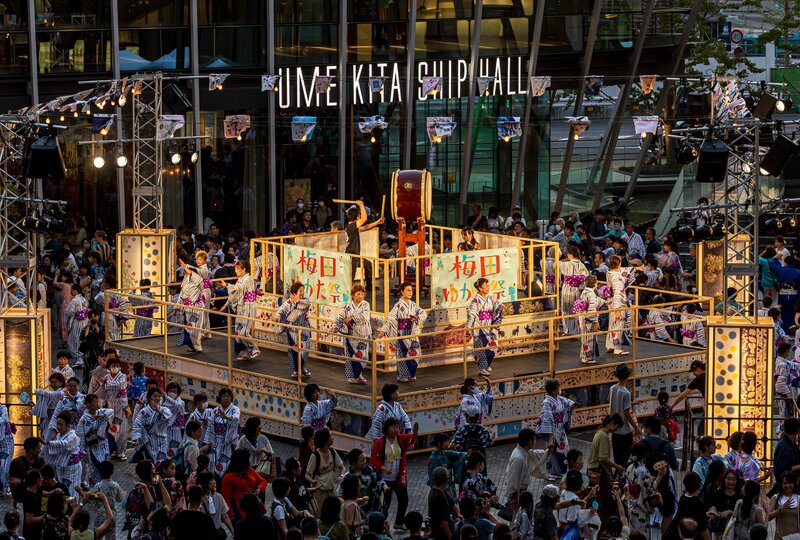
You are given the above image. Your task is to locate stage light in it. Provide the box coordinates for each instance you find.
[742,162,752,174]
[783,96,794,111]
[782,215,797,231]
[170,151,181,165]
[92,155,105,169]
[764,217,783,234]
[118,93,127,107]
[755,93,782,119]
[672,225,694,242]
[694,225,711,241]
[709,216,727,240]
[190,151,199,163]
[115,154,127,168]
[760,134,799,176]
[676,142,699,164]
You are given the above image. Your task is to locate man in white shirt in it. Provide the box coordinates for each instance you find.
[625,221,646,260]
[505,428,536,497]
[776,235,791,266]
[504,206,527,230]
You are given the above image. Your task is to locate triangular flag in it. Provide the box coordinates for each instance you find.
[369,77,386,94]
[477,76,495,96]
[422,77,442,96]
[261,74,281,92]
[358,115,389,134]
[530,76,551,97]
[209,73,229,91]
[133,80,143,95]
[640,75,658,95]
[427,116,456,142]
[156,114,185,140]
[291,116,317,142]
[632,116,659,135]
[314,75,335,94]
[224,115,251,139]
[91,114,115,135]
[585,75,604,96]
[497,116,522,140]
[566,116,591,136]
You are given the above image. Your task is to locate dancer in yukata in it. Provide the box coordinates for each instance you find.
[465,278,503,377]
[299,385,338,430]
[560,246,589,335]
[575,275,601,365]
[190,251,212,341]
[163,382,188,461]
[366,383,412,440]
[680,303,706,347]
[32,372,66,451]
[455,377,493,429]
[275,282,312,378]
[605,255,635,356]
[46,377,85,440]
[98,357,130,461]
[131,387,174,465]
[131,279,156,337]
[177,257,204,353]
[218,260,260,360]
[381,282,426,383]
[44,411,83,496]
[75,393,114,484]
[104,275,129,341]
[204,388,240,476]
[64,284,89,368]
[334,283,372,384]
[0,402,14,496]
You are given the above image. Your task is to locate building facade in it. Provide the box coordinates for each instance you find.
[1,0,689,233]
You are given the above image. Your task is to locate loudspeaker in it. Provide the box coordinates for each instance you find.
[696,138,729,183]
[24,136,65,179]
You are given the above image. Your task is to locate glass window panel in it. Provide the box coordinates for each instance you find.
[349,0,408,22]
[198,0,264,24]
[198,27,265,68]
[478,18,529,57]
[415,20,470,60]
[483,0,533,18]
[544,0,592,16]
[417,0,473,20]
[0,2,28,29]
[35,0,110,29]
[0,33,29,74]
[276,0,338,24]
[118,0,187,27]
[118,29,191,71]
[37,31,110,74]
[276,25,338,66]
[541,15,583,52]
[347,23,407,63]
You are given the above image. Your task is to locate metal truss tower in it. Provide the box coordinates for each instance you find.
[131,75,164,231]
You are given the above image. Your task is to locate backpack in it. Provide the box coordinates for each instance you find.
[173,439,193,483]
[645,437,670,475]
[270,500,288,539]
[462,425,485,454]
[310,450,342,478]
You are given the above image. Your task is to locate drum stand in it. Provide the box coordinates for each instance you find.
[393,217,430,295]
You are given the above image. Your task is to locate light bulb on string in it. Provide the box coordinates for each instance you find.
[118,94,127,107]
[370,135,376,143]
[73,111,78,118]
[573,133,580,141]
[59,115,64,121]
[273,86,279,93]
[237,134,242,141]
[502,135,511,142]
[301,134,307,143]
[44,117,50,124]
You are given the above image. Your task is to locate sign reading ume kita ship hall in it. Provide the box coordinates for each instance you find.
[275,56,530,109]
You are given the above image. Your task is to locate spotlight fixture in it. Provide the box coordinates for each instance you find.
[782,215,797,231]
[764,217,783,234]
[92,155,105,169]
[676,141,699,164]
[117,93,127,107]
[170,151,181,165]
[709,216,728,240]
[115,151,128,168]
[754,92,783,119]
[760,134,799,176]
[190,150,199,163]
[782,96,794,112]
[694,224,711,241]
[742,161,752,174]
[22,213,67,235]
[672,225,694,242]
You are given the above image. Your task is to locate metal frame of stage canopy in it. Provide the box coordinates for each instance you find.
[130,75,164,231]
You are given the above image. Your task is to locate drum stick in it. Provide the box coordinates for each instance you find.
[380,195,386,217]
[332,198,360,205]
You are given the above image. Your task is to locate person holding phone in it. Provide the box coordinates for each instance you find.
[768,471,800,539]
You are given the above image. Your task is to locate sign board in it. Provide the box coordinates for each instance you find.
[429,248,519,309]
[282,245,352,306]
[730,29,744,44]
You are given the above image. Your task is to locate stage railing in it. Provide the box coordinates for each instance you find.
[105,278,712,446]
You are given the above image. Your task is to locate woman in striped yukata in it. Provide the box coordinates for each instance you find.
[65,284,89,367]
[177,257,204,352]
[219,260,260,361]
[605,255,634,356]
[98,357,130,461]
[275,282,312,378]
[0,402,14,495]
[576,275,601,365]
[131,387,174,465]
[454,377,493,429]
[131,279,156,337]
[560,246,589,335]
[680,303,706,347]
[334,283,372,384]
[75,393,114,484]
[104,275,129,341]
[381,282,427,383]
[32,372,66,449]
[643,296,677,343]
[44,411,83,496]
[204,388,240,476]
[46,377,85,441]
[163,382,188,461]
[190,250,212,341]
[300,384,338,430]
[466,278,504,377]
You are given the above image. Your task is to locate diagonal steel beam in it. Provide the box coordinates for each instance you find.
[590,0,656,211]
[553,0,604,214]
[511,0,547,211]
[621,0,703,206]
